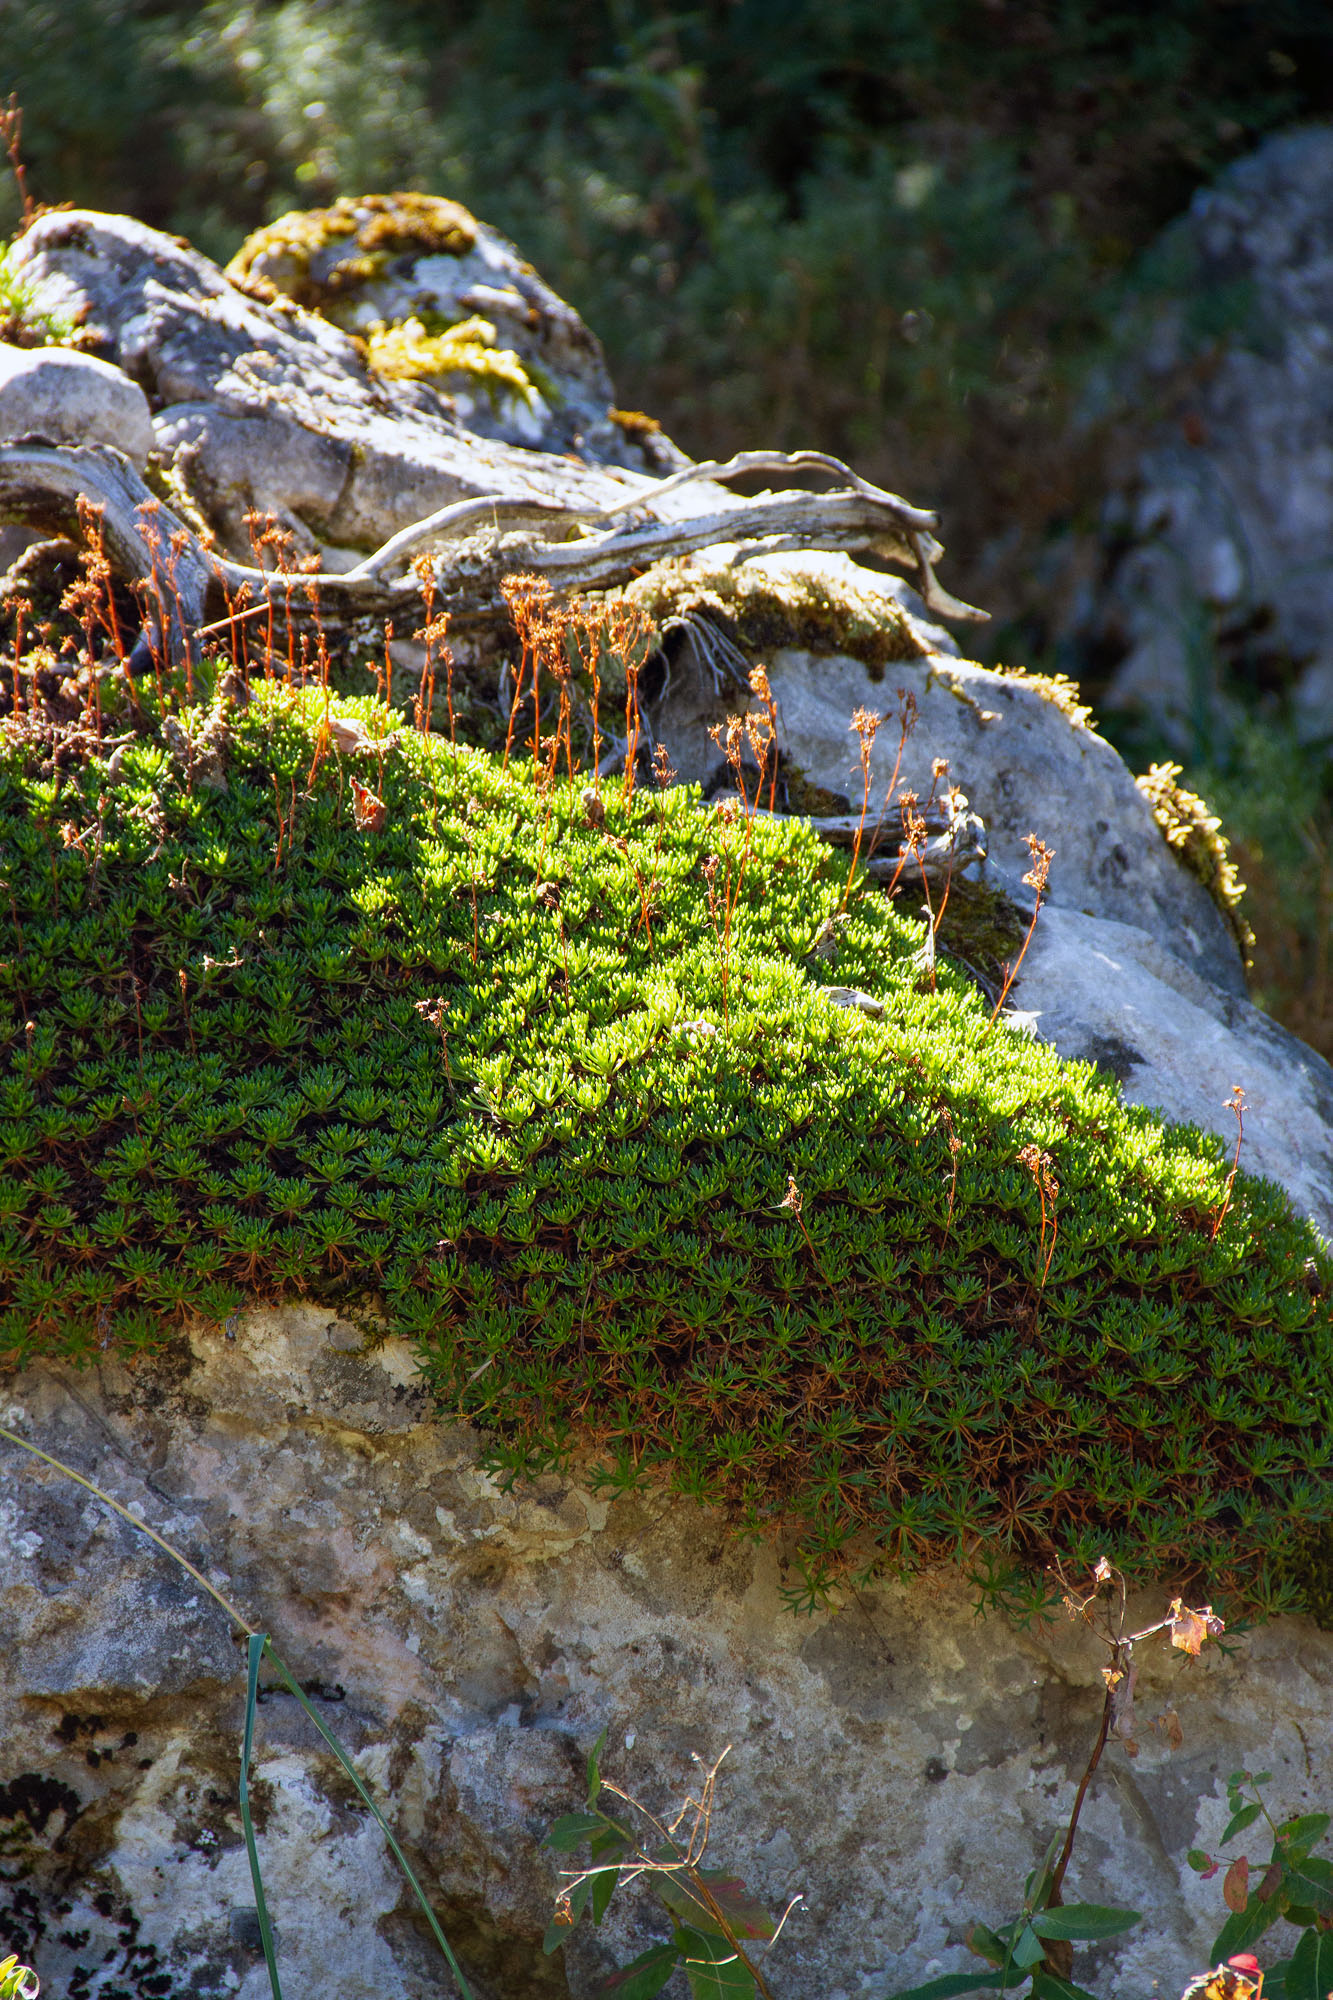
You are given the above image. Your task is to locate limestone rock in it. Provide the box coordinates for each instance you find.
[1011,903,1333,1239]
[2,1305,1331,2000]
[0,340,154,465]
[1059,124,1333,746]
[4,211,676,562]
[227,193,678,472]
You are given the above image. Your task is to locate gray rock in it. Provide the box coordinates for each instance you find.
[4,211,676,562]
[1010,903,1333,1239]
[2,1307,1330,2000]
[229,194,675,472]
[638,550,1246,995]
[0,340,154,464]
[1062,124,1333,745]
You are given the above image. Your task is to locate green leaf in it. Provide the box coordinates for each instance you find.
[1280,1814,1331,1852]
[882,1975,1009,2000]
[1221,1804,1264,1844]
[1284,1926,1333,2000]
[1011,1924,1047,1970]
[966,1924,1010,1968]
[587,1726,609,1807]
[593,1944,681,1999]
[546,1811,610,1852]
[1283,1857,1333,1916]
[592,1864,621,1925]
[240,1633,284,2000]
[1188,1851,1215,1874]
[1211,1895,1282,1962]
[589,1833,628,1927]
[1029,1974,1106,2000]
[1031,1905,1141,1942]
[676,1924,757,1999]
[697,1871,777,1941]
[652,1867,774,1940]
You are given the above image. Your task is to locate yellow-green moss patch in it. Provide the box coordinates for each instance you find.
[226,192,478,314]
[365,313,539,408]
[1136,760,1253,958]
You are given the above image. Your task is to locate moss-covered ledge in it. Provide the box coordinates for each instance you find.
[1,678,1329,1618]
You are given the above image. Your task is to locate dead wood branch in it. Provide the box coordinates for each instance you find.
[0,440,985,667]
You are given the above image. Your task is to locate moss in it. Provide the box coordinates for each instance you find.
[1135,761,1254,959]
[625,553,926,679]
[608,408,663,439]
[365,314,539,410]
[0,248,89,350]
[1,673,1330,1616]
[779,762,853,817]
[226,193,478,314]
[932,875,1029,993]
[991,661,1095,731]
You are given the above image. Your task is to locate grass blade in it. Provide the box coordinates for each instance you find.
[240,1633,284,2000]
[0,1419,475,2000]
[261,1642,476,1998]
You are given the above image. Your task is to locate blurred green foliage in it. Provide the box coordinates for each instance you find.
[1,0,1330,482]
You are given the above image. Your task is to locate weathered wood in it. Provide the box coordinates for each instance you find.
[0,439,985,666]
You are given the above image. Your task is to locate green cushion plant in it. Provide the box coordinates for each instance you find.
[1,671,1330,1617]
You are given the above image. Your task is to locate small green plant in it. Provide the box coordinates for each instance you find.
[1188,1771,1333,1998]
[887,1558,1226,2000]
[0,1955,39,2000]
[544,1732,799,1998]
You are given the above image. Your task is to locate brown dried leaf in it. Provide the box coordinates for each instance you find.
[1167,1600,1225,1655]
[350,777,387,832]
[1223,1856,1250,1913]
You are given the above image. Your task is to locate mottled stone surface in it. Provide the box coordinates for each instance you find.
[1011,905,1333,1238]
[2,1306,1330,1998]
[5,212,677,564]
[0,342,154,465]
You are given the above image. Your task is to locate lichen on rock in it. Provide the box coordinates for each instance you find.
[365,312,544,412]
[225,192,480,312]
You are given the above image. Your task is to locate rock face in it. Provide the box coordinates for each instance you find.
[1057,124,1333,747]
[3,1305,1331,2000]
[225,193,673,470]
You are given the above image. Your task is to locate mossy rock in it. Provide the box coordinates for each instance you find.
[623,551,928,680]
[1,678,1329,1617]
[226,193,479,314]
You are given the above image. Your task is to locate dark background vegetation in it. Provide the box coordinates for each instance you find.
[2,0,1332,1042]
